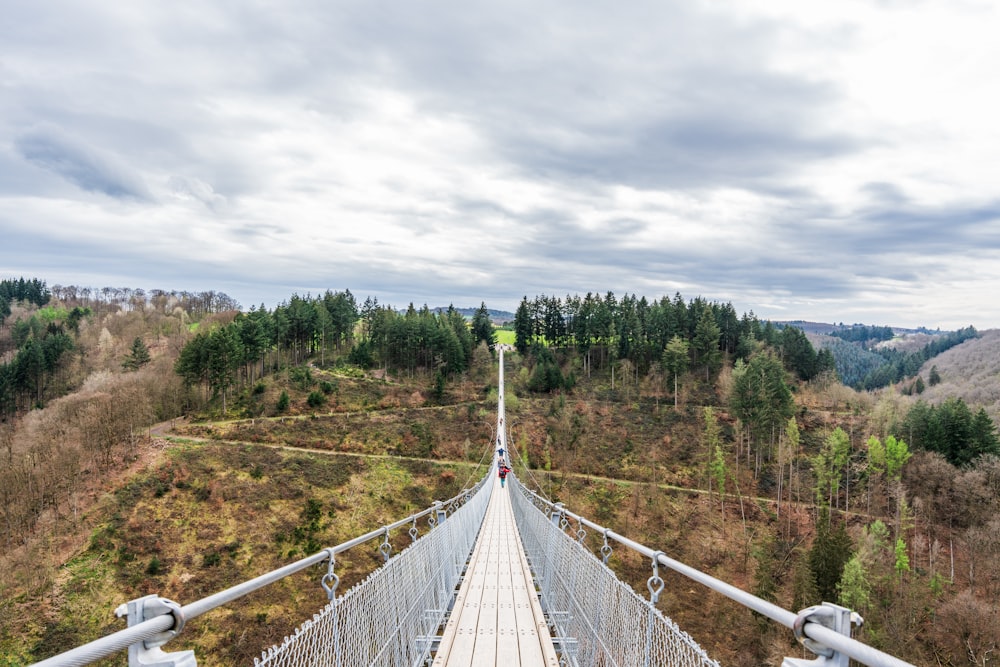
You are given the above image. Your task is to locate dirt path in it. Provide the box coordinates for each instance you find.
[151,418,857,523]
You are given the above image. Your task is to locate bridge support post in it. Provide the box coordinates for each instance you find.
[550,502,565,528]
[116,595,197,667]
[434,500,448,526]
[782,602,863,667]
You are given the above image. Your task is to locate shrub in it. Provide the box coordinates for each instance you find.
[348,341,375,368]
[277,391,290,412]
[289,366,314,390]
[307,391,326,408]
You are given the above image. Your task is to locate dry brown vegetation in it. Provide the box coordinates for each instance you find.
[916,328,1000,424]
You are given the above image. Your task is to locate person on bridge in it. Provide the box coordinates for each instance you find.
[498,462,511,488]
[497,445,505,459]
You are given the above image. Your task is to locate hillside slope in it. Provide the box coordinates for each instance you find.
[916,328,1000,423]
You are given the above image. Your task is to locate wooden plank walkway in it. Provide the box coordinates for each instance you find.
[432,479,559,667]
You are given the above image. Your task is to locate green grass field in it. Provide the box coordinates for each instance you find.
[495,329,515,346]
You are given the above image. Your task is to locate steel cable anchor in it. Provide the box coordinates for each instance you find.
[647,551,665,604]
[320,548,340,602]
[379,527,393,562]
[600,529,613,565]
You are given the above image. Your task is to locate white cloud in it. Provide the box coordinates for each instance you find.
[1,0,999,329]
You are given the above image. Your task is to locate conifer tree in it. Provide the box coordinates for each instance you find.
[809,509,853,601]
[513,298,532,355]
[122,337,151,371]
[471,302,496,353]
[661,335,689,407]
[692,310,721,380]
[837,554,871,612]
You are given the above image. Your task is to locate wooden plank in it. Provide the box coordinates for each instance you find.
[433,482,558,667]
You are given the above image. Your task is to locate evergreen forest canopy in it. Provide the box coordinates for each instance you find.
[163,288,998,467]
[2,276,995,470]
[168,290,839,413]
[828,324,895,344]
[820,325,979,390]
[0,278,51,328]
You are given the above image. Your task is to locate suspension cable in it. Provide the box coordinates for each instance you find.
[455,423,496,493]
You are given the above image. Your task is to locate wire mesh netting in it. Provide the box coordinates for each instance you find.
[509,477,720,667]
[255,480,491,667]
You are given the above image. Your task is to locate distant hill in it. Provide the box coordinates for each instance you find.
[915,328,1000,424]
[428,306,516,324]
[799,324,977,390]
[777,320,946,336]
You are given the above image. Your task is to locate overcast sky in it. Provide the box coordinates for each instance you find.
[2,1,999,329]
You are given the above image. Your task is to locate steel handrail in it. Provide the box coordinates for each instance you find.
[515,482,915,667]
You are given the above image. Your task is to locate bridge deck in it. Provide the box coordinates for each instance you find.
[433,480,559,667]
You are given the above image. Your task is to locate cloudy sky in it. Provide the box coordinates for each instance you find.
[2,1,999,329]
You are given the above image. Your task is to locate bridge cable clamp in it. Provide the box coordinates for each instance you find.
[321,548,340,602]
[600,529,613,564]
[429,501,443,528]
[792,604,864,658]
[409,517,419,543]
[379,527,393,562]
[553,502,568,531]
[115,595,187,650]
[647,551,665,604]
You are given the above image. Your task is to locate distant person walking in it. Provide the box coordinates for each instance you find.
[498,462,511,488]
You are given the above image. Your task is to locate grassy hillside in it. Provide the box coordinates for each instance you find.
[0,365,921,665]
[5,440,478,665]
[3,294,999,666]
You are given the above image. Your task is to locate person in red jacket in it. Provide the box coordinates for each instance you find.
[498,462,511,488]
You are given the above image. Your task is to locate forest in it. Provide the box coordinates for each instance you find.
[1,277,1000,666]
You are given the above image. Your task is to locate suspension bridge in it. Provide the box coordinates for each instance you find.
[32,351,914,667]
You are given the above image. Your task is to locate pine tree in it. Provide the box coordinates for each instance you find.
[893,538,911,580]
[729,351,794,473]
[661,336,689,407]
[777,417,799,521]
[513,298,532,355]
[809,509,853,601]
[884,435,911,480]
[792,551,820,612]
[471,302,496,353]
[703,406,722,473]
[692,310,721,380]
[122,337,152,371]
[837,554,871,612]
